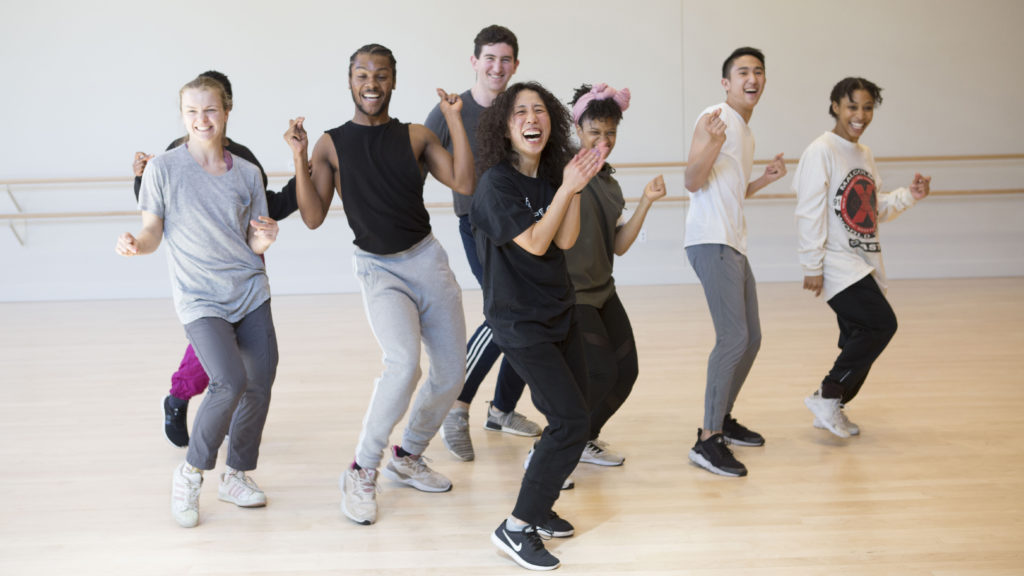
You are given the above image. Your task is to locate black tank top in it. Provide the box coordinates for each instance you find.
[327,119,431,255]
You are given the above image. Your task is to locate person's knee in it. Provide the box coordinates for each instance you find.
[383,356,422,385]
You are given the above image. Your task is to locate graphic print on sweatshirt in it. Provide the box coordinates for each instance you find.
[832,168,880,253]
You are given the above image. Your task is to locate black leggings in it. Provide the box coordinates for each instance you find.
[576,292,639,440]
[824,275,898,404]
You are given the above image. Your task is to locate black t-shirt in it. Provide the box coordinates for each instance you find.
[471,161,575,348]
[328,119,431,255]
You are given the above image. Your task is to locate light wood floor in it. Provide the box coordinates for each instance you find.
[1,278,1022,575]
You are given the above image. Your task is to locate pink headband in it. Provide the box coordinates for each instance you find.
[572,83,631,125]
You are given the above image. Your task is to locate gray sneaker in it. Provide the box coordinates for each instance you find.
[341,466,379,525]
[440,406,474,461]
[484,402,542,437]
[580,439,625,466]
[382,446,452,493]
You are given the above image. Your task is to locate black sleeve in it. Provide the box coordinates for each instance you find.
[266,177,299,221]
[133,138,182,203]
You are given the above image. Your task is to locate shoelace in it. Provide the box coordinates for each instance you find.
[352,469,380,496]
[523,527,552,550]
[226,470,260,493]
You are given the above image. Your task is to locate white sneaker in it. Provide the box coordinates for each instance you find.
[218,467,267,507]
[171,462,202,528]
[814,408,860,435]
[382,446,452,493]
[341,466,379,525]
[804,391,851,438]
[580,439,625,466]
[524,448,576,490]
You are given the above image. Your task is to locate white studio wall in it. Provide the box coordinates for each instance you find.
[1,0,1022,302]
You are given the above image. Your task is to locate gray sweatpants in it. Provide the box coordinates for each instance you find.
[352,234,466,469]
[184,299,278,471]
[686,244,761,432]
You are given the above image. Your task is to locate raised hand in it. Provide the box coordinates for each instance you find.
[644,174,667,202]
[437,88,463,115]
[132,152,154,177]
[563,147,606,194]
[115,232,139,256]
[803,275,823,297]
[283,117,308,157]
[762,152,787,184]
[910,173,931,200]
[698,108,727,142]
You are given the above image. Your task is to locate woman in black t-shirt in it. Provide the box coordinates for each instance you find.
[471,81,604,571]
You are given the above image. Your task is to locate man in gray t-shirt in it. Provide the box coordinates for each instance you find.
[423,25,546,464]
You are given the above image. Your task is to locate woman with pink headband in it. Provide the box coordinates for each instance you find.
[564,83,666,467]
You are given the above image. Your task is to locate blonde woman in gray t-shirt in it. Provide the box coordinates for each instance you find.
[116,75,280,528]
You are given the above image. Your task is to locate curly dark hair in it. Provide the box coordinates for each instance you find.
[569,83,623,126]
[476,81,573,189]
[828,77,883,118]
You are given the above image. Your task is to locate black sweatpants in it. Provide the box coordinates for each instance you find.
[502,316,590,526]
[576,291,639,440]
[824,274,898,404]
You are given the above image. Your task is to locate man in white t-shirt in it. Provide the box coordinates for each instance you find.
[683,47,787,477]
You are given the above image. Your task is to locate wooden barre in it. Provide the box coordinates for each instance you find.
[2,189,1022,221]
[2,154,1022,187]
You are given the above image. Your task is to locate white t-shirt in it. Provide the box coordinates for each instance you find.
[684,102,755,254]
[793,131,917,301]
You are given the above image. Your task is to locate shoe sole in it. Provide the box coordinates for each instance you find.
[490,531,560,571]
[579,455,625,467]
[688,449,747,477]
[341,500,374,525]
[217,490,267,508]
[439,427,475,462]
[804,398,851,438]
[484,421,540,437]
[813,419,860,436]
[381,465,452,493]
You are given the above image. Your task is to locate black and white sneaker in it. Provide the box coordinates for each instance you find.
[536,510,574,538]
[688,429,748,477]
[721,413,764,446]
[163,395,189,448]
[492,522,560,571]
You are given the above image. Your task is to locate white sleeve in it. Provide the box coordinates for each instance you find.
[793,142,830,276]
[871,153,917,223]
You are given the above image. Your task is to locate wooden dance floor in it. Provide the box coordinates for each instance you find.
[1,278,1021,575]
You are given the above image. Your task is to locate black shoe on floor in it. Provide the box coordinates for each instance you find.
[491,521,560,571]
[163,395,189,448]
[688,429,747,477]
[722,413,765,447]
[536,510,574,538]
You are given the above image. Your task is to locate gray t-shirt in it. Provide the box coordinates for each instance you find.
[139,145,270,324]
[424,88,484,217]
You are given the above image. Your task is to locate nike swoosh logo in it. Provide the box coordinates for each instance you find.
[502,529,523,552]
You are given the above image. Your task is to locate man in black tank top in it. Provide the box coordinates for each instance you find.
[283,44,474,526]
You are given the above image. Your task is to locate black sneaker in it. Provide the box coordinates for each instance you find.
[163,395,190,448]
[491,521,561,571]
[722,413,765,446]
[688,429,747,477]
[536,510,574,538]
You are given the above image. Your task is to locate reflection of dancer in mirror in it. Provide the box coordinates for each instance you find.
[283,44,471,527]
[131,70,298,449]
[684,47,786,478]
[424,25,542,463]
[564,83,665,468]
[117,75,280,528]
[472,81,604,571]
[794,77,930,438]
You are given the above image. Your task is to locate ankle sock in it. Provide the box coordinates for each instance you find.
[505,518,527,532]
[395,446,412,458]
